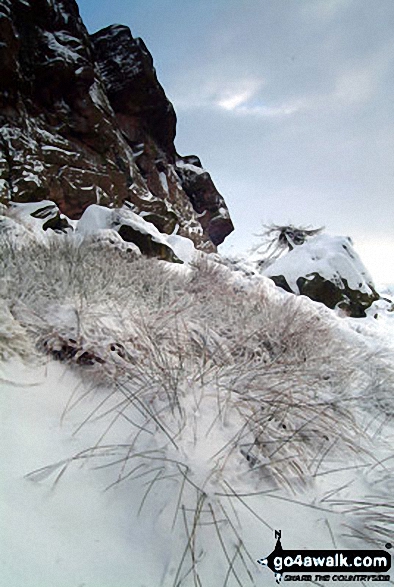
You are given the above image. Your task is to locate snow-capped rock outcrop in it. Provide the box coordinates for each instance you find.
[0,0,233,251]
[2,199,200,264]
[263,234,380,317]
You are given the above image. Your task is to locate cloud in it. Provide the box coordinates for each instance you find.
[172,73,265,112]
[301,0,353,21]
[217,90,254,111]
[333,40,394,105]
[288,40,394,114]
[171,25,393,122]
[171,72,304,119]
[213,2,389,119]
[215,78,263,110]
[221,99,306,118]
[214,78,307,118]
[334,67,375,104]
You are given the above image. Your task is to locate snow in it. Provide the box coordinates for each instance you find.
[20,170,41,186]
[0,178,10,198]
[41,31,83,65]
[7,200,59,239]
[77,203,167,243]
[344,297,394,354]
[88,80,113,112]
[2,200,201,265]
[0,268,393,585]
[76,203,199,264]
[75,203,113,234]
[176,160,208,175]
[115,207,168,243]
[41,145,76,156]
[0,215,35,246]
[132,143,145,158]
[159,170,169,194]
[133,189,156,201]
[263,234,376,294]
[166,233,197,265]
[217,205,230,219]
[83,228,142,255]
[1,205,394,586]
[0,360,167,587]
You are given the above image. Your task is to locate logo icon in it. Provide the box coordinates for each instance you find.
[257,530,391,584]
[257,530,284,584]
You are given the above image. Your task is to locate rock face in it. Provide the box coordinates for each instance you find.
[262,234,380,317]
[0,0,233,251]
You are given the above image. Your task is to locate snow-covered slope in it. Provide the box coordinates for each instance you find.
[1,229,393,586]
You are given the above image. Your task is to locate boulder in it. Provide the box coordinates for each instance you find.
[76,203,183,263]
[263,234,380,317]
[7,200,73,235]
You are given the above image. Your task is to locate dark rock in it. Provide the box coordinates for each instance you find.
[141,211,178,235]
[175,158,234,246]
[91,25,176,160]
[270,273,379,317]
[73,203,184,263]
[29,201,72,232]
[0,0,233,251]
[268,274,293,294]
[117,223,181,263]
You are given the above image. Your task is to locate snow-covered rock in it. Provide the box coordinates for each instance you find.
[8,200,72,235]
[1,199,199,265]
[79,204,179,261]
[263,234,380,317]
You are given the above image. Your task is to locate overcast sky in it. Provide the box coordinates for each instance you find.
[77,0,394,284]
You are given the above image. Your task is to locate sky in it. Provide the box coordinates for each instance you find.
[77,0,394,285]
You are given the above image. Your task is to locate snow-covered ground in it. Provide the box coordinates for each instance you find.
[1,206,394,587]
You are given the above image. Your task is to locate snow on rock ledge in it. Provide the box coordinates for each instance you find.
[263,234,380,317]
[8,200,73,233]
[76,203,191,263]
[2,200,198,265]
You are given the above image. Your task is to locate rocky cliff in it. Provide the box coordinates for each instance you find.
[0,0,233,250]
